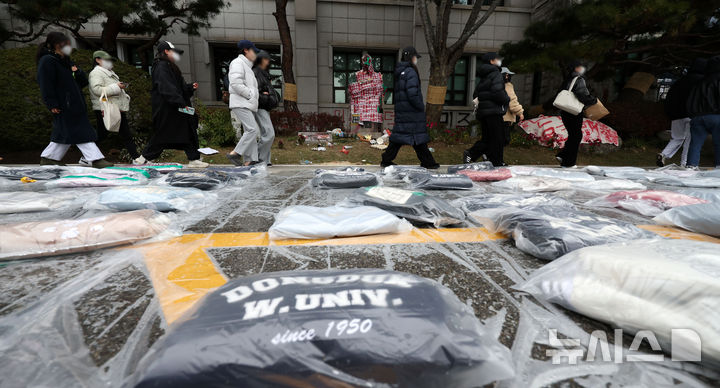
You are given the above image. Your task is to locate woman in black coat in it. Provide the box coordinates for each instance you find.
[36,32,112,167]
[136,41,206,168]
[556,60,597,168]
[381,46,439,169]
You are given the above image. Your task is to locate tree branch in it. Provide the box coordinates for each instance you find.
[417,0,437,58]
[450,0,502,53]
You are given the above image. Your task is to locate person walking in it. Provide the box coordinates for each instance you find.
[555,60,597,168]
[380,46,439,169]
[253,50,278,166]
[464,52,510,167]
[227,40,262,166]
[135,41,206,167]
[657,58,707,167]
[686,55,720,169]
[36,32,113,167]
[88,50,140,162]
[501,67,524,145]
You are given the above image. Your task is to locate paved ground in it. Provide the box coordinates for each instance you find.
[0,165,718,387]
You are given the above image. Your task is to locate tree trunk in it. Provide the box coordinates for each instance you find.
[101,15,123,55]
[273,0,299,113]
[425,51,461,127]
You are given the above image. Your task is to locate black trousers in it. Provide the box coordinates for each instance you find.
[467,114,505,166]
[142,142,200,161]
[381,141,438,168]
[558,111,584,167]
[94,111,140,159]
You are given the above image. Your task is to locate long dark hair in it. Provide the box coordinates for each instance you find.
[36,32,70,63]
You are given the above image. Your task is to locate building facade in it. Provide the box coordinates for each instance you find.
[2,0,542,129]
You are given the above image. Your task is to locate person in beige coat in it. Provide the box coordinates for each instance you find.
[88,50,139,161]
[501,67,524,145]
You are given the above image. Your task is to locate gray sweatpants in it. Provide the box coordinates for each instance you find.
[231,107,259,162]
[254,109,275,163]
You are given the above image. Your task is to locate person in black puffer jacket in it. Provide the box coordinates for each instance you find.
[381,46,439,169]
[657,58,707,167]
[465,52,510,167]
[555,60,597,168]
[686,55,720,168]
[253,50,278,165]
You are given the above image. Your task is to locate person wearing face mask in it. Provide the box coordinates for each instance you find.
[253,50,278,165]
[464,52,510,167]
[136,41,206,167]
[36,32,113,167]
[88,50,138,161]
[380,46,439,169]
[555,60,597,168]
[227,40,262,166]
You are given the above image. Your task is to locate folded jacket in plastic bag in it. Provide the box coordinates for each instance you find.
[653,202,720,237]
[131,269,515,388]
[516,239,720,363]
[584,165,647,176]
[269,205,412,240]
[529,168,595,182]
[0,166,67,181]
[382,165,429,179]
[571,178,646,192]
[104,166,158,178]
[492,176,572,192]
[341,187,466,227]
[489,205,655,260]
[208,165,264,180]
[0,191,80,214]
[311,170,379,189]
[585,190,708,217]
[165,170,231,190]
[446,162,494,174]
[408,173,474,190]
[678,188,720,203]
[115,163,184,174]
[452,193,575,214]
[650,176,720,188]
[46,169,149,188]
[0,209,171,261]
[457,168,512,182]
[98,186,217,212]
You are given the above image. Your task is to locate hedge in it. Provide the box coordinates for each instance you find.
[0,46,152,153]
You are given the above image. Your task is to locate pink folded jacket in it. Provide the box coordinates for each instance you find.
[604,190,708,208]
[458,168,513,182]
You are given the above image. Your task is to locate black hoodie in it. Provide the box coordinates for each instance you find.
[665,58,707,120]
[473,64,510,118]
[687,56,720,117]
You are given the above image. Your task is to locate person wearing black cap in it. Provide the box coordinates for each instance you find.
[227,40,262,166]
[136,41,206,167]
[555,60,597,168]
[464,52,510,166]
[253,50,278,165]
[380,46,439,169]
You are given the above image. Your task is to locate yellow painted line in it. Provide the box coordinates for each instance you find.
[638,224,720,244]
[137,228,505,324]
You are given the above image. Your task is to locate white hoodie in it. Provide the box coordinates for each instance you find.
[228,54,259,111]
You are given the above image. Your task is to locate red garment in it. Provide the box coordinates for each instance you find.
[603,190,707,208]
[349,68,384,123]
[458,168,513,182]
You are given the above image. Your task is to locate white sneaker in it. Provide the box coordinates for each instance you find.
[78,157,91,166]
[686,166,699,171]
[133,156,148,165]
[187,159,209,168]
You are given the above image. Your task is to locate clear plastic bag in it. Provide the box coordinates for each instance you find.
[452,193,575,214]
[268,205,413,240]
[208,165,267,180]
[529,168,595,182]
[491,176,572,192]
[650,176,720,188]
[516,239,720,363]
[488,205,655,260]
[45,168,149,188]
[0,191,82,214]
[341,187,466,227]
[653,202,720,237]
[311,170,379,189]
[407,173,474,190]
[446,162,494,174]
[583,165,647,176]
[96,186,218,213]
[0,209,173,261]
[0,165,68,181]
[382,165,429,179]
[163,170,231,190]
[457,168,512,182]
[585,190,708,217]
[114,163,184,174]
[131,269,515,388]
[571,178,646,192]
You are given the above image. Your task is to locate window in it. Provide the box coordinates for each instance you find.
[446,57,469,106]
[453,0,505,5]
[213,45,282,101]
[333,51,396,104]
[125,42,154,74]
[656,77,675,102]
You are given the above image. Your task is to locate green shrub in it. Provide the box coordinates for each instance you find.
[0,46,152,153]
[196,102,237,147]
